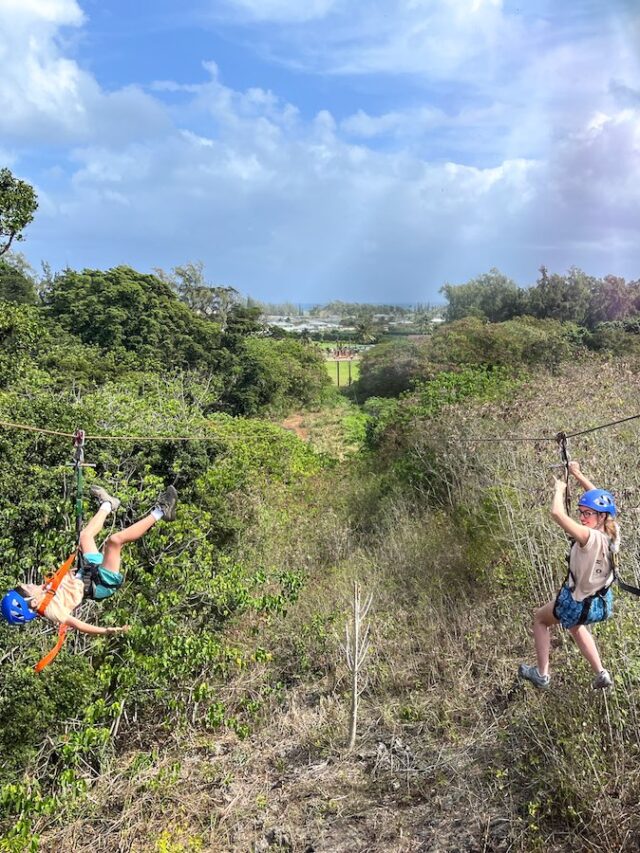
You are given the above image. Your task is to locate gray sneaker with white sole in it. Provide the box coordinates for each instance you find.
[518,663,550,689]
[90,485,121,512]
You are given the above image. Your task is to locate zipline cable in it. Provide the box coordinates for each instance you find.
[564,412,640,439]
[0,419,218,442]
[2,408,640,446]
[452,412,640,444]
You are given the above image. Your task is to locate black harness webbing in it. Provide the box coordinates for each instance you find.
[612,552,640,597]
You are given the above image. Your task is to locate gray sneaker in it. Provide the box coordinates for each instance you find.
[592,669,613,690]
[518,663,550,689]
[155,485,178,521]
[90,485,121,512]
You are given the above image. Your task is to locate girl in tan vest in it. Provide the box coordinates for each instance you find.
[519,461,617,690]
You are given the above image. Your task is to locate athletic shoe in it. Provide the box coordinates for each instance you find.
[90,485,121,512]
[518,663,550,689]
[155,485,178,521]
[592,669,613,690]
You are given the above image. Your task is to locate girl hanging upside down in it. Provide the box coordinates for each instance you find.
[1,484,178,635]
[519,461,617,691]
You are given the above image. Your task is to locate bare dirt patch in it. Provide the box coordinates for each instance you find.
[281,413,309,441]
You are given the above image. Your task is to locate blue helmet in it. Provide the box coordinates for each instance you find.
[1,590,38,625]
[578,489,617,518]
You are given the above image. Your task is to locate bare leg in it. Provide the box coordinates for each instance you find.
[568,625,603,674]
[79,507,111,555]
[532,600,559,676]
[101,513,158,573]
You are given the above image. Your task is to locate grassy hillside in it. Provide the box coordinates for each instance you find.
[8,359,640,852]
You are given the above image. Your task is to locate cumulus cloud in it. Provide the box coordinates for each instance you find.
[5,0,640,300]
[23,63,546,298]
[0,0,169,145]
[30,72,639,300]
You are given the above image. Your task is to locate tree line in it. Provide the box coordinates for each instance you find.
[441,266,640,329]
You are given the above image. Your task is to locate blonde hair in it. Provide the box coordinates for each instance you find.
[604,516,620,554]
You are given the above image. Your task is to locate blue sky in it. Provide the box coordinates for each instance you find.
[1,0,639,303]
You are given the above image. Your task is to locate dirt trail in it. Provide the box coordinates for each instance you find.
[281,413,309,441]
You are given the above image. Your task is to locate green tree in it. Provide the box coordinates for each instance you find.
[427,316,577,371]
[525,266,593,324]
[584,275,635,329]
[0,256,37,304]
[0,169,38,256]
[0,302,128,390]
[441,268,524,322]
[43,266,223,371]
[220,337,331,415]
[357,338,433,398]
[354,313,382,344]
[156,261,240,331]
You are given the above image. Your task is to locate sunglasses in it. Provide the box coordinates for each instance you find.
[577,508,599,519]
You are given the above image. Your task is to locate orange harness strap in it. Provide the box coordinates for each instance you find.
[33,552,77,674]
[34,624,69,673]
[36,552,76,617]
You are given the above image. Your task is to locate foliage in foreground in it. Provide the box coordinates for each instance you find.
[0,373,325,801]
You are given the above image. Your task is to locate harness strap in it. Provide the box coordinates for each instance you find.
[577,584,612,625]
[612,551,640,597]
[34,624,68,673]
[556,431,571,515]
[35,552,76,617]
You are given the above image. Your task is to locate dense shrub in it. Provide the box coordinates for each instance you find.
[426,316,579,371]
[355,338,433,399]
[219,337,333,415]
[0,258,36,305]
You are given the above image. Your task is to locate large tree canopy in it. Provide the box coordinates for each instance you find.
[43,265,225,371]
[440,268,524,323]
[0,169,38,256]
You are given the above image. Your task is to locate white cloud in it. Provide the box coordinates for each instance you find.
[341,107,447,138]
[212,0,523,83]
[5,0,640,299]
[23,64,546,298]
[28,70,638,299]
[0,0,84,26]
[0,0,169,145]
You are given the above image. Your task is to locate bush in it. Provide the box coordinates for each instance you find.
[356,338,432,399]
[427,316,579,371]
[43,266,224,372]
[220,337,333,415]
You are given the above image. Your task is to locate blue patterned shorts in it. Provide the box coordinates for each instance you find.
[553,583,613,629]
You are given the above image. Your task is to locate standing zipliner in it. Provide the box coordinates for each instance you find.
[519,461,617,690]
[1,484,178,636]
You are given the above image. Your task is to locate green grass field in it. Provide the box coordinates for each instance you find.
[325,359,360,386]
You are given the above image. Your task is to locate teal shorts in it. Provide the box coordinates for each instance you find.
[83,552,104,567]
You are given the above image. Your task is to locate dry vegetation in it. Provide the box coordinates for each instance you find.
[32,361,640,852]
